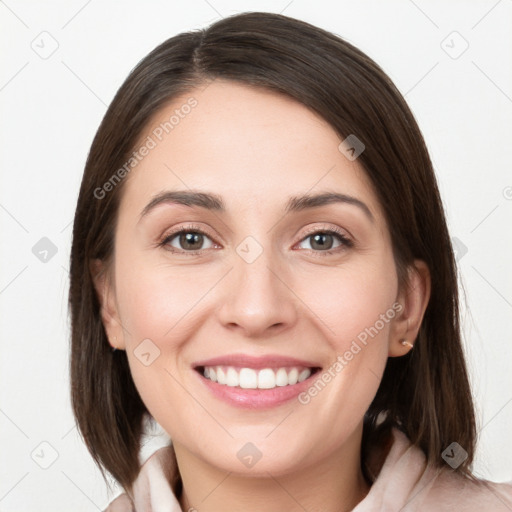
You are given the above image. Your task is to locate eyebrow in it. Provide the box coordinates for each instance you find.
[139,190,374,222]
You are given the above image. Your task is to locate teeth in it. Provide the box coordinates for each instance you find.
[226,367,239,387]
[288,368,299,385]
[258,368,275,389]
[275,368,288,386]
[298,369,311,382]
[240,368,258,389]
[202,366,312,389]
[217,367,226,385]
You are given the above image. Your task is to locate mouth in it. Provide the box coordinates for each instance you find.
[194,365,321,390]
[192,354,322,408]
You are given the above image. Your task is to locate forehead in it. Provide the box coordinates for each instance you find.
[119,79,384,222]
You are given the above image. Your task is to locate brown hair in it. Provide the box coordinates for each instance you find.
[69,11,477,494]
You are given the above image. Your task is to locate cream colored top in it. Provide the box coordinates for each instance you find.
[104,428,512,511]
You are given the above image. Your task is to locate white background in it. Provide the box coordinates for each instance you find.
[1,0,511,510]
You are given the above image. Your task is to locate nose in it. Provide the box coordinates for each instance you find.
[216,247,298,338]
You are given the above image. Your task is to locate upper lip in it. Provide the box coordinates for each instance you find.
[193,354,322,370]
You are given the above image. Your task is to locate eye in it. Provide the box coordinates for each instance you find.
[296,228,353,255]
[159,224,217,253]
[158,224,353,256]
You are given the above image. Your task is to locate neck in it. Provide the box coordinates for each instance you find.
[173,427,371,512]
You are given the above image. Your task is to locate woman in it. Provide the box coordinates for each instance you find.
[69,11,512,511]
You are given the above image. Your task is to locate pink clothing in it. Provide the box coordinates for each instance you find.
[105,428,512,511]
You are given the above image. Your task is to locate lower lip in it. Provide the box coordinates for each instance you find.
[195,370,318,409]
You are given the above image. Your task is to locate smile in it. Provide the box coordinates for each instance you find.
[192,354,322,408]
[200,365,317,389]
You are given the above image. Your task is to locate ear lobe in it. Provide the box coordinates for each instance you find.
[389,259,431,357]
[90,258,126,350]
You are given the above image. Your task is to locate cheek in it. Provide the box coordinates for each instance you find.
[113,253,223,421]
[114,263,189,426]
[115,256,215,345]
[295,256,398,351]
[292,256,397,415]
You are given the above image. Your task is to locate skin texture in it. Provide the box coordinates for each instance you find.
[93,79,431,512]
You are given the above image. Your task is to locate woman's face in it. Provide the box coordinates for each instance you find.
[97,79,420,476]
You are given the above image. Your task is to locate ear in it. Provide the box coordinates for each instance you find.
[388,259,431,357]
[90,258,126,350]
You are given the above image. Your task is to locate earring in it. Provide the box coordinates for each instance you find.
[111,336,118,352]
[400,339,414,349]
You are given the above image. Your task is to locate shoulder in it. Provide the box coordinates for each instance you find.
[102,444,178,512]
[367,427,512,511]
[103,492,134,512]
[424,470,512,511]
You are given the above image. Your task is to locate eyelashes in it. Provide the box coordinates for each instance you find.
[159,225,217,254]
[299,228,353,254]
[158,223,354,257]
